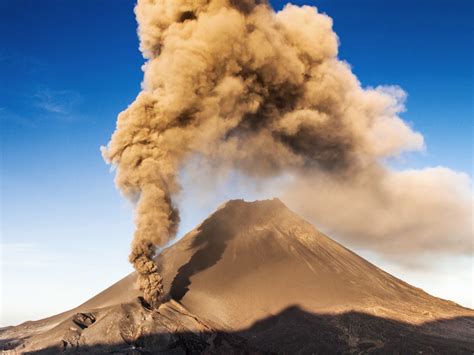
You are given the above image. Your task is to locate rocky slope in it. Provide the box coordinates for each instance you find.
[1,199,473,354]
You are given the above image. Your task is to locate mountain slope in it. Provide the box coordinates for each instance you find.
[1,199,473,353]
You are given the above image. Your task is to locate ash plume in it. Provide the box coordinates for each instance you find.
[102,0,471,305]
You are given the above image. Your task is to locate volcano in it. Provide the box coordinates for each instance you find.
[1,199,473,354]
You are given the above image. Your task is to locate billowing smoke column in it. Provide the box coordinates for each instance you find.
[102,0,428,306]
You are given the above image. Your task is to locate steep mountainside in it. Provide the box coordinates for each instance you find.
[1,199,473,354]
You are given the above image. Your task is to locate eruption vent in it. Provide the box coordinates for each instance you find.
[101,0,451,306]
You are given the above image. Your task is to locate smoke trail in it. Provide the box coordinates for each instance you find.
[102,0,468,305]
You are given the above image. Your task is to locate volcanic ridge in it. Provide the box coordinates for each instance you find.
[1,199,473,354]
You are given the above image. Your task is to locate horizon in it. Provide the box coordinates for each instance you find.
[1,0,473,327]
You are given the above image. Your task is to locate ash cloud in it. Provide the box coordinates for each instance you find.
[102,0,471,305]
[280,167,473,261]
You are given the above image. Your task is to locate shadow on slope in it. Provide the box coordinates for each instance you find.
[23,306,474,354]
[170,200,261,301]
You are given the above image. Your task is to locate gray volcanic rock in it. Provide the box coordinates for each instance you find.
[1,199,473,354]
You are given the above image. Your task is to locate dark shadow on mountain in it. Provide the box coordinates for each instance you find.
[169,201,248,301]
[22,306,474,354]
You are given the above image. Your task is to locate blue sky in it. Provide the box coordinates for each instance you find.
[1,0,472,326]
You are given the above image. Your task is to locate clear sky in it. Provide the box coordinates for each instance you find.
[1,0,472,326]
